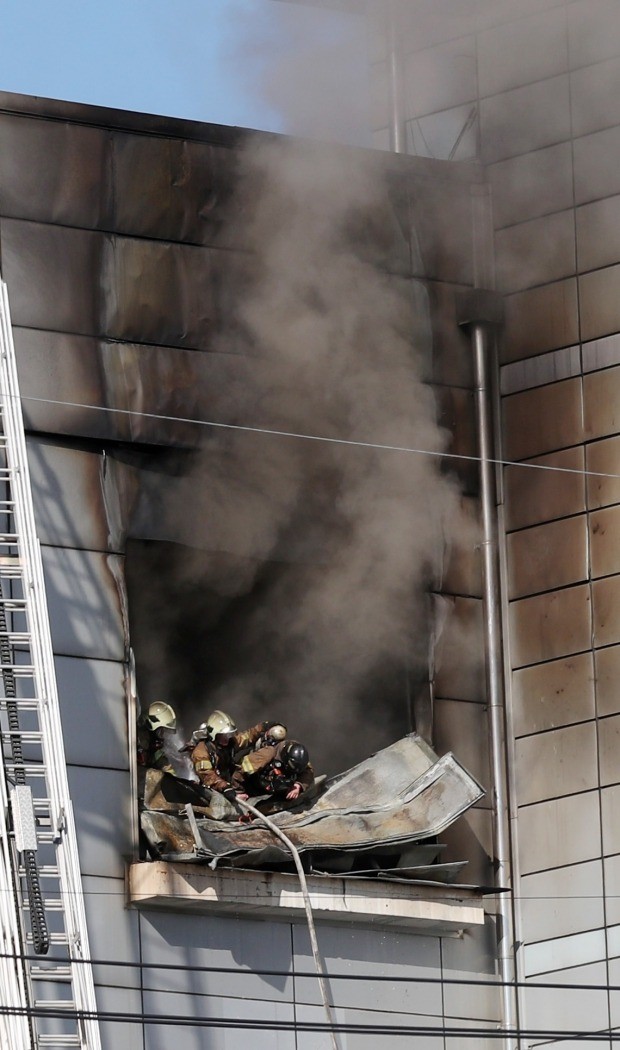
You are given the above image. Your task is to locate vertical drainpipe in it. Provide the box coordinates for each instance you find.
[457,290,519,1050]
[387,0,406,154]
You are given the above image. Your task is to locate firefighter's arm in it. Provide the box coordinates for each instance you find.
[287,763,315,799]
[191,742,230,793]
[232,722,271,751]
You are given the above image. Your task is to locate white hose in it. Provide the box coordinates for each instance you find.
[237,799,340,1050]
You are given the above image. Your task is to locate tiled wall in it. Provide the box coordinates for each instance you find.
[370,0,620,1044]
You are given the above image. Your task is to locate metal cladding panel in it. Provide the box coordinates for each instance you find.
[592,575,620,648]
[585,365,620,439]
[595,645,620,716]
[488,142,573,230]
[0,113,110,227]
[433,595,485,702]
[579,264,620,342]
[601,784,620,855]
[509,584,592,668]
[512,652,595,736]
[82,874,141,989]
[41,545,126,661]
[504,447,586,532]
[295,1002,442,1050]
[67,766,132,879]
[568,0,620,67]
[521,969,610,1036]
[441,918,501,1024]
[577,194,620,273]
[507,515,588,599]
[55,655,127,770]
[502,378,583,461]
[586,436,620,509]
[477,5,567,98]
[410,180,475,284]
[519,860,605,945]
[426,281,475,389]
[439,806,494,887]
[518,791,601,875]
[598,714,620,787]
[590,505,620,577]
[28,439,114,553]
[515,722,598,807]
[403,36,477,120]
[574,125,620,207]
[91,985,143,1050]
[441,496,483,598]
[436,386,478,492]
[292,922,440,1013]
[604,854,620,925]
[495,209,576,295]
[110,132,238,247]
[139,910,294,1003]
[501,278,579,363]
[433,698,490,790]
[142,990,296,1050]
[2,219,104,334]
[479,74,571,166]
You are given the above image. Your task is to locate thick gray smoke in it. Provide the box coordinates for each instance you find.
[130,137,466,773]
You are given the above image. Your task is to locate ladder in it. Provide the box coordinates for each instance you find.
[0,281,101,1050]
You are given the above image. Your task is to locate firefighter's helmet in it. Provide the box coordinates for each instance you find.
[146,701,176,732]
[263,723,287,746]
[205,709,237,740]
[281,741,309,773]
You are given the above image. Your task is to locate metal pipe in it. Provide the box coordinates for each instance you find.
[387,0,406,153]
[471,320,518,1049]
[237,799,340,1050]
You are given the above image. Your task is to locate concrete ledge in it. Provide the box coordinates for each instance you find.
[128,861,485,933]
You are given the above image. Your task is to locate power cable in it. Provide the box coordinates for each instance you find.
[14,391,620,483]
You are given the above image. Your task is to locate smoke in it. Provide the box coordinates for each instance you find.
[125,136,468,773]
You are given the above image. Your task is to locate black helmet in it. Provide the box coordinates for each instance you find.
[282,741,309,774]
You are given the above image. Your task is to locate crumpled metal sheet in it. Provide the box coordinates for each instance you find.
[141,734,484,868]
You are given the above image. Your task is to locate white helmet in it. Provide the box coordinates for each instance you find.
[205,709,237,740]
[147,701,176,732]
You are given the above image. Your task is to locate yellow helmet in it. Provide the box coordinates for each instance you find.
[205,710,237,740]
[147,701,176,732]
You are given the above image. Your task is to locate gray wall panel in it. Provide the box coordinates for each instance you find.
[603,855,620,925]
[504,448,586,532]
[489,142,573,230]
[507,516,588,599]
[142,990,296,1050]
[600,715,620,787]
[56,655,127,770]
[579,265,620,342]
[522,968,610,1034]
[28,440,114,553]
[139,910,294,1003]
[434,698,490,789]
[440,806,494,887]
[477,6,567,98]
[520,861,605,944]
[82,874,141,989]
[441,918,500,1022]
[518,792,601,874]
[577,195,620,273]
[512,652,595,736]
[523,929,606,978]
[568,0,620,68]
[479,75,570,164]
[595,646,620,716]
[601,784,620,855]
[590,506,620,578]
[403,37,477,119]
[592,575,620,648]
[515,723,598,806]
[433,595,485,702]
[574,126,620,206]
[584,366,620,440]
[91,984,143,1050]
[509,584,592,668]
[495,210,576,294]
[503,379,583,461]
[586,436,620,510]
[68,766,132,879]
[571,57,620,139]
[42,545,126,661]
[501,279,579,362]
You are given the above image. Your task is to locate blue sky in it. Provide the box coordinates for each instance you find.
[0,0,370,143]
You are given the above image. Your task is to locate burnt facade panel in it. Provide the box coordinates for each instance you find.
[488,142,573,230]
[512,652,595,737]
[479,74,571,165]
[506,515,588,599]
[504,447,586,531]
[579,264,620,342]
[594,645,620,716]
[573,125,620,205]
[576,194,620,274]
[589,505,620,578]
[584,365,620,439]
[509,584,591,668]
[501,279,579,363]
[502,378,583,461]
[495,209,576,294]
[592,574,620,648]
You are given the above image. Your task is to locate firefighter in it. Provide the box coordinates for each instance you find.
[233,739,314,802]
[187,709,277,804]
[137,701,177,774]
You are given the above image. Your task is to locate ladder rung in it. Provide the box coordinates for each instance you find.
[30,966,72,981]
[18,865,59,878]
[26,932,68,945]
[33,1000,77,1011]
[38,1037,82,1047]
[0,698,40,710]
[2,729,43,741]
[23,897,64,912]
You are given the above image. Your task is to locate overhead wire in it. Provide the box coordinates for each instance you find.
[14,391,620,484]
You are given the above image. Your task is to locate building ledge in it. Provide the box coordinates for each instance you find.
[128,861,486,933]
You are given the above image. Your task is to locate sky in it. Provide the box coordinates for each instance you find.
[0,0,370,144]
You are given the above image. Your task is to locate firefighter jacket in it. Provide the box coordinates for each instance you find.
[190,722,266,794]
[137,719,174,774]
[233,741,314,797]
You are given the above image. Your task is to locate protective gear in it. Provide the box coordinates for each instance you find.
[188,721,266,796]
[146,701,176,732]
[259,723,287,748]
[281,741,309,774]
[205,710,237,740]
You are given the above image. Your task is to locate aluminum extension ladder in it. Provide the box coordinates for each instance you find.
[0,281,101,1050]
